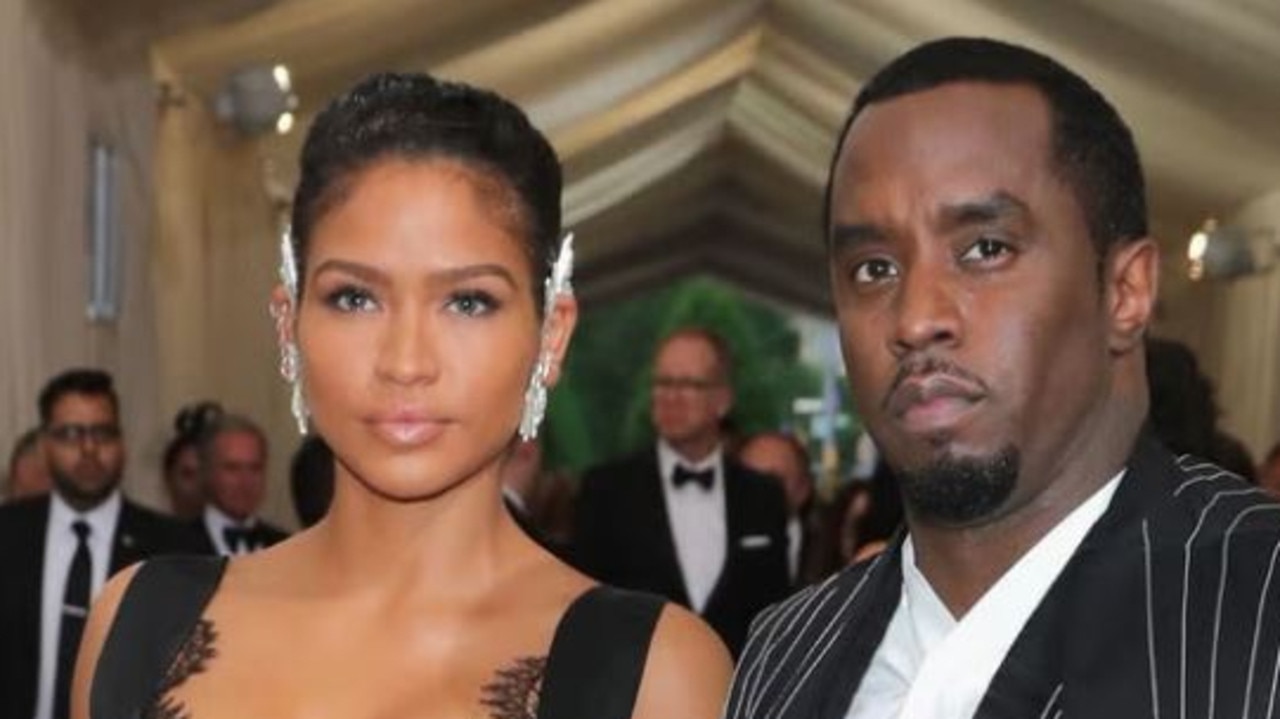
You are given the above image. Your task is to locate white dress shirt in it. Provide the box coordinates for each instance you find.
[846,471,1124,719]
[657,440,727,613]
[34,490,122,719]
[203,504,260,556]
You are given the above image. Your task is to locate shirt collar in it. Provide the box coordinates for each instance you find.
[205,503,255,532]
[657,439,723,484]
[901,468,1126,649]
[49,488,122,540]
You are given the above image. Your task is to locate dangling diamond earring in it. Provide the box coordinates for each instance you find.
[275,226,310,435]
[277,340,309,435]
[518,232,574,441]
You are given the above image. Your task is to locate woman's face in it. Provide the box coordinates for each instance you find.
[284,159,574,501]
[164,444,204,519]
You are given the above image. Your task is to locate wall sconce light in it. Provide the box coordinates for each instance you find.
[214,64,299,136]
[86,138,120,323]
[1187,218,1278,281]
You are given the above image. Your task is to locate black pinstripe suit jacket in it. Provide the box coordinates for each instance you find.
[727,433,1280,719]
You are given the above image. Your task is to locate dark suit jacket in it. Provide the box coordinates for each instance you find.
[572,449,791,656]
[191,516,289,555]
[792,505,833,590]
[0,494,203,719]
[726,434,1280,719]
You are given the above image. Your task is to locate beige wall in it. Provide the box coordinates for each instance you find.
[1,0,298,524]
[1203,191,1280,459]
[1154,190,1280,461]
[150,60,298,527]
[0,0,165,507]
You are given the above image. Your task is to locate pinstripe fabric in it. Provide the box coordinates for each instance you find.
[726,435,1280,719]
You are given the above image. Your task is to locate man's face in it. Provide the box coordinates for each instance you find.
[207,430,267,521]
[650,334,731,450]
[9,445,50,499]
[828,82,1123,527]
[165,445,204,520]
[42,393,125,509]
[739,435,812,515]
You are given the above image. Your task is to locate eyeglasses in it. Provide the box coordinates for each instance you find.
[45,423,121,445]
[652,375,723,393]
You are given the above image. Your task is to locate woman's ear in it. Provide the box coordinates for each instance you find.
[541,294,578,388]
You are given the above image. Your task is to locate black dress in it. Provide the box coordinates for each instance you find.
[90,556,665,719]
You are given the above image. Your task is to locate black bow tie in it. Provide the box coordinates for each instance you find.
[673,465,715,490]
[223,526,253,553]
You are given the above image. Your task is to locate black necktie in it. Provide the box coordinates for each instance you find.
[223,525,250,553]
[53,520,91,719]
[673,465,715,490]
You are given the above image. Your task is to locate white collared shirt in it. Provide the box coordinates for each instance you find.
[203,504,259,556]
[657,440,727,613]
[846,471,1124,719]
[35,490,122,719]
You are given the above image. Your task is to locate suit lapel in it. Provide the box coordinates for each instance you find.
[810,538,905,719]
[702,461,743,614]
[638,451,691,606]
[974,431,1172,718]
[109,501,146,573]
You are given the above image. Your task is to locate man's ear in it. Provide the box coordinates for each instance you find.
[1106,237,1160,354]
[541,294,578,388]
[269,285,297,348]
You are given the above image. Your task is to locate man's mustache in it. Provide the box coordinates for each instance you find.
[882,355,989,413]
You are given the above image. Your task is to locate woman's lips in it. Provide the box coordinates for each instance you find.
[364,413,449,448]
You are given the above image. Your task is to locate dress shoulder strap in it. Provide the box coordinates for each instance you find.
[90,555,226,719]
[537,585,665,719]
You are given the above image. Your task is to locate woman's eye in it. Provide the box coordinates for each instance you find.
[446,291,499,317]
[960,237,1013,263]
[324,286,379,313]
[851,258,899,285]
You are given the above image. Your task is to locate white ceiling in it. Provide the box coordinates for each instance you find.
[147,0,1280,314]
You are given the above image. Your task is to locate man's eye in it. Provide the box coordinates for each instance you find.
[446,291,499,317]
[852,258,899,284]
[960,237,1013,263]
[324,286,378,313]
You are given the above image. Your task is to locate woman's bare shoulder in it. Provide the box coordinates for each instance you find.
[631,603,733,719]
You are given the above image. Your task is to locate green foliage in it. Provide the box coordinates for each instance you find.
[543,277,825,473]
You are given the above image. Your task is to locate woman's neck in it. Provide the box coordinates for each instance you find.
[305,467,529,602]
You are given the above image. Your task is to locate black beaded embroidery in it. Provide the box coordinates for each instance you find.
[146,619,218,719]
[479,656,547,719]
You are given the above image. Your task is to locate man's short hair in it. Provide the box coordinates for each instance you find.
[197,413,268,479]
[38,368,119,426]
[825,36,1147,258]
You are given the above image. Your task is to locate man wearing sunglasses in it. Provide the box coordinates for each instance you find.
[0,368,200,719]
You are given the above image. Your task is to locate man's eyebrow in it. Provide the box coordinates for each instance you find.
[830,223,888,252]
[938,191,1030,228]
